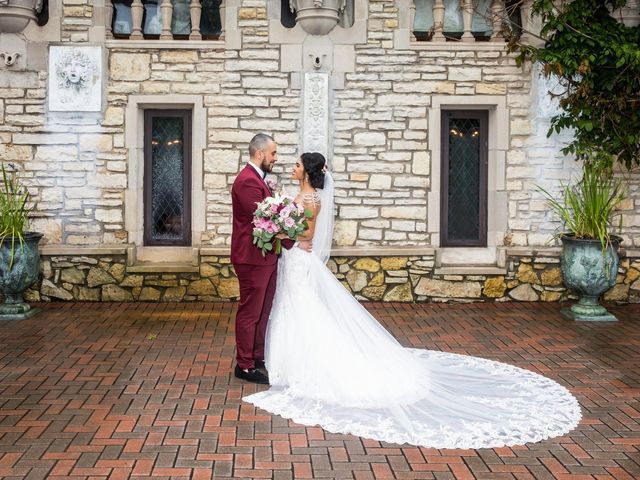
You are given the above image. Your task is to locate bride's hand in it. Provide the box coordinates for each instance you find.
[275,233,289,240]
[297,240,312,252]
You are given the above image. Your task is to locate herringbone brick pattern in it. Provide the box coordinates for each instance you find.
[0,301,638,479]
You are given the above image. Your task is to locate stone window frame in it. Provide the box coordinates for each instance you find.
[394,0,514,51]
[427,96,508,255]
[125,95,206,263]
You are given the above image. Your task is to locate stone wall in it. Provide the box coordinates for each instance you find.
[26,250,640,303]
[0,0,637,251]
[2,0,640,306]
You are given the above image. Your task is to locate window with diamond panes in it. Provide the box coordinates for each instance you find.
[144,110,192,246]
[440,111,488,246]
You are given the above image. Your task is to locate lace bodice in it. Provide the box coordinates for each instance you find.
[296,191,321,208]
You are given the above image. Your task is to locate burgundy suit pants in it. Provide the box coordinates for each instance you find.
[233,263,277,369]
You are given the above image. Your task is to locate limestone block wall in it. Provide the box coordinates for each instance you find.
[1,0,638,250]
[26,250,640,303]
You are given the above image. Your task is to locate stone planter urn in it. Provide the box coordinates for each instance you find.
[560,234,621,321]
[0,0,43,33]
[290,0,345,35]
[0,232,42,320]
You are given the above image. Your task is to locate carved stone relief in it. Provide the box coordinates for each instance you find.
[302,72,330,159]
[48,46,102,112]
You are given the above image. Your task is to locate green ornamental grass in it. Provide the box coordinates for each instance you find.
[539,162,625,248]
[0,164,33,270]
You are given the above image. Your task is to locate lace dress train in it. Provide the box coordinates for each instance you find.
[243,248,581,449]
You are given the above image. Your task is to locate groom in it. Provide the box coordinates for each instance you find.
[231,133,309,384]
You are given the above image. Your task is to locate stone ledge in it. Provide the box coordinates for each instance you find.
[41,245,128,256]
[506,246,640,259]
[126,263,200,273]
[505,247,562,257]
[330,247,436,257]
[106,40,225,50]
[200,246,437,257]
[623,249,640,259]
[435,266,507,276]
[406,41,511,52]
[199,247,231,256]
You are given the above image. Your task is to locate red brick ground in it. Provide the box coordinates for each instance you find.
[0,301,639,479]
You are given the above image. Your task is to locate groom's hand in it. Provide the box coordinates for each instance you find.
[297,240,312,252]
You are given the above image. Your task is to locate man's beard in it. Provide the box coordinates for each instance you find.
[260,160,272,173]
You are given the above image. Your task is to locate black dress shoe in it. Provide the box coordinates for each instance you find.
[234,365,269,384]
[255,360,266,370]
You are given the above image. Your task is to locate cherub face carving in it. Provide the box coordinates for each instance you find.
[56,50,95,93]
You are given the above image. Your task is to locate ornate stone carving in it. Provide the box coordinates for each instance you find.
[289,0,346,35]
[302,72,329,159]
[0,51,20,66]
[48,46,102,112]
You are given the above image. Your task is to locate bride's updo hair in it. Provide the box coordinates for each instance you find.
[301,152,326,189]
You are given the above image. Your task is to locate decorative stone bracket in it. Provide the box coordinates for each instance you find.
[0,51,20,66]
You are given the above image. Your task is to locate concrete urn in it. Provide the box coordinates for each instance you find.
[289,0,345,35]
[0,0,43,33]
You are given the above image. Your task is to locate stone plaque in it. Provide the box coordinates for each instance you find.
[48,46,102,112]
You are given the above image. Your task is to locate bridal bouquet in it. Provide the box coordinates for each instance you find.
[252,194,312,256]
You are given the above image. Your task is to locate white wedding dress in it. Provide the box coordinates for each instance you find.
[244,173,581,449]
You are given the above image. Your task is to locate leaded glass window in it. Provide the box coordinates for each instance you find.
[441,111,488,246]
[144,110,192,246]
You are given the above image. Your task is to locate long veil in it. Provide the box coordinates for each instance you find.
[312,170,334,264]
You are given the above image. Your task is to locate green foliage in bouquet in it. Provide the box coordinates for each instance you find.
[252,194,314,257]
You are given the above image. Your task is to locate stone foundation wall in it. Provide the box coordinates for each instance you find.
[25,251,640,303]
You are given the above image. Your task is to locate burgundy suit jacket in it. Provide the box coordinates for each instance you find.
[231,165,293,266]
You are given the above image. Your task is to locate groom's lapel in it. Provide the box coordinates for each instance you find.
[245,165,271,196]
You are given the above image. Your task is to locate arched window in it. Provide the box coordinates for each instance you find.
[281,0,296,28]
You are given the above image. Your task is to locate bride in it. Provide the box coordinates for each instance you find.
[243,152,581,449]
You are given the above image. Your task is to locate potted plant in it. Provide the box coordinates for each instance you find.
[540,161,625,321]
[0,163,42,320]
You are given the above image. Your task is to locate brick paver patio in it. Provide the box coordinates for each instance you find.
[0,301,638,479]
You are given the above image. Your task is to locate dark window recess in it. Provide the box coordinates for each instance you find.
[441,111,488,247]
[112,0,133,37]
[144,110,192,246]
[36,0,49,26]
[200,0,222,39]
[281,0,296,28]
[142,0,161,38]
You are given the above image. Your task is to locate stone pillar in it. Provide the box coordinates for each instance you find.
[130,0,144,39]
[461,0,474,42]
[432,0,445,40]
[189,0,202,40]
[160,0,173,39]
